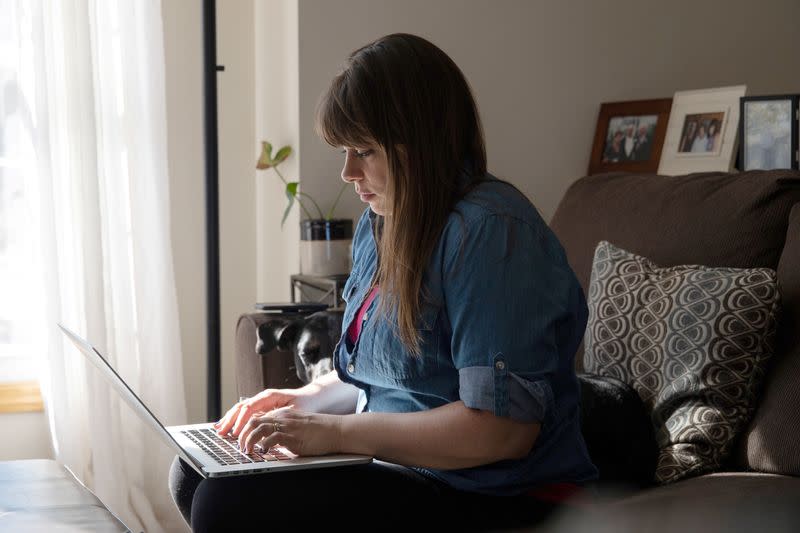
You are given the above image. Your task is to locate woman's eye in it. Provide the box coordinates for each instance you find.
[340,148,373,158]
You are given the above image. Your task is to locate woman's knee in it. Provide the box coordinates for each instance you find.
[168,456,202,525]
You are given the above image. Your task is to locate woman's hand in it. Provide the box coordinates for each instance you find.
[214,388,306,438]
[238,406,343,456]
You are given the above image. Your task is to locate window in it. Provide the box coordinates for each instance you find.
[0,1,42,386]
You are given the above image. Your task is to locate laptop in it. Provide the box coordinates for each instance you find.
[57,324,372,479]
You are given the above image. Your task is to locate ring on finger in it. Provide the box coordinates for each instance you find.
[272,421,281,433]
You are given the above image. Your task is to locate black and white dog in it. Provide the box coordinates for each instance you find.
[256,310,343,385]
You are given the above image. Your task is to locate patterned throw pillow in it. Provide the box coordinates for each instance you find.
[584,241,780,484]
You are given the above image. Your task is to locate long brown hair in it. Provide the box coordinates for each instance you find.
[315,33,486,355]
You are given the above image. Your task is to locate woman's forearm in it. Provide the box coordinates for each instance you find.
[337,401,540,470]
[292,370,360,415]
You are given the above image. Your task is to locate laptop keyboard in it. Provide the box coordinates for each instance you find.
[181,428,293,467]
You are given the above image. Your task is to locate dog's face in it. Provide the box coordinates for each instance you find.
[256,310,343,385]
[293,313,338,383]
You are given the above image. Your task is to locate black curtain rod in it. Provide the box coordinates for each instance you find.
[202,0,222,421]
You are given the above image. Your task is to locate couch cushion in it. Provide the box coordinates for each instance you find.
[737,203,800,474]
[545,472,800,533]
[550,170,800,371]
[583,241,780,484]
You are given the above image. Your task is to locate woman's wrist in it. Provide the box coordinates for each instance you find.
[289,371,359,414]
[286,383,322,411]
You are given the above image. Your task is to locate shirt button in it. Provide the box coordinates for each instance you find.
[495,360,506,371]
[362,313,368,321]
[347,363,356,374]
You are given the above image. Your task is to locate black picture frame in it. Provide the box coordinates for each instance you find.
[739,94,799,171]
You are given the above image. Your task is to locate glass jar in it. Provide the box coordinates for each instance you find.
[299,218,353,276]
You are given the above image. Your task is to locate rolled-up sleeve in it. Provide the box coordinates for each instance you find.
[443,213,577,424]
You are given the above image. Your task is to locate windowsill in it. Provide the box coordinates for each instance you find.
[0,381,44,413]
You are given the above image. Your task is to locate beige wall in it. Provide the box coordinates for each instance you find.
[162,0,208,424]
[254,0,300,303]
[0,411,52,460]
[163,0,259,422]
[297,0,800,223]
[217,0,258,417]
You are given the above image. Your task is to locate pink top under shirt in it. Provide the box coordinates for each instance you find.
[347,286,379,343]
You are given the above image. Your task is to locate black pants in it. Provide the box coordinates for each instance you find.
[169,456,560,532]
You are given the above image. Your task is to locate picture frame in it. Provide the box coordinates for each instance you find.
[739,94,799,171]
[657,85,747,175]
[587,98,672,175]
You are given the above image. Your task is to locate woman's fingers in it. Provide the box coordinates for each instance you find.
[249,431,287,455]
[242,419,286,454]
[237,412,267,451]
[231,402,260,437]
[214,402,243,436]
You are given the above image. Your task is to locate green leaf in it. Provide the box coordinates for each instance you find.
[273,145,292,165]
[256,141,273,169]
[281,182,299,227]
[281,190,296,227]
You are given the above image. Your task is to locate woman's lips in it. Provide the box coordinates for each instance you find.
[359,192,376,202]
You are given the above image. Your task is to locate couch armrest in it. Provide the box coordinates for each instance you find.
[235,312,304,398]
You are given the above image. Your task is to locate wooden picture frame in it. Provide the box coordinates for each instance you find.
[587,98,672,175]
[657,85,747,175]
[739,94,799,171]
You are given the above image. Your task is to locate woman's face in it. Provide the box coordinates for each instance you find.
[340,144,389,215]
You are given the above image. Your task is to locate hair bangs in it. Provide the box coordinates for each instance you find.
[315,72,373,149]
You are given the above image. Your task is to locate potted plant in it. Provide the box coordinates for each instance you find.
[257,141,352,277]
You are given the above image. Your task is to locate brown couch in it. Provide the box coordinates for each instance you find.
[545,169,800,532]
[234,170,800,532]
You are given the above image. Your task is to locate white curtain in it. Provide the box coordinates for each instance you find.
[10,1,188,531]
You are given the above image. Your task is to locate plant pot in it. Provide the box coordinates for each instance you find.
[299,218,353,276]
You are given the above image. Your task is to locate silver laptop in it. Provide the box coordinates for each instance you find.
[57,324,372,479]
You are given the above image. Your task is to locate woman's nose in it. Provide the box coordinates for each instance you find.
[341,154,363,183]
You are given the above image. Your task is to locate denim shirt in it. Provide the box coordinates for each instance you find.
[334,174,598,495]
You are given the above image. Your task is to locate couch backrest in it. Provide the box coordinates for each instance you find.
[736,203,800,475]
[550,170,800,476]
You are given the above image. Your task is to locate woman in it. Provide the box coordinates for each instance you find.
[603,129,625,162]
[680,120,697,152]
[169,33,596,531]
[706,118,721,152]
[691,124,709,153]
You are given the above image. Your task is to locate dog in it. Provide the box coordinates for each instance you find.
[256,310,343,385]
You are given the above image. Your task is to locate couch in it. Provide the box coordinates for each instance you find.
[235,170,800,532]
[0,459,130,532]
